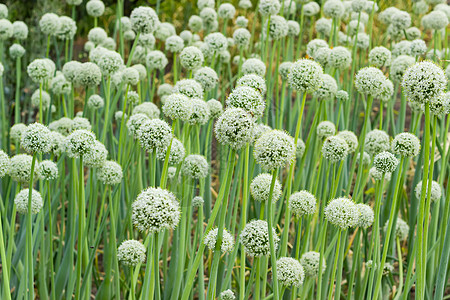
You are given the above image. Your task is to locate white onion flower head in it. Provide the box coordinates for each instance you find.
[254,130,295,171]
[385,218,409,241]
[336,90,349,102]
[204,228,235,253]
[157,83,173,98]
[259,0,281,16]
[21,123,52,154]
[180,30,193,43]
[288,59,323,93]
[428,92,450,117]
[415,180,442,202]
[351,0,366,12]
[88,94,104,109]
[75,62,102,87]
[130,6,159,34]
[374,151,398,173]
[132,187,180,233]
[392,40,412,58]
[237,74,267,95]
[240,219,279,257]
[355,67,386,97]
[98,50,123,76]
[49,117,74,136]
[328,47,352,70]
[423,11,448,30]
[194,67,218,91]
[0,150,9,178]
[199,7,217,30]
[126,113,149,138]
[325,197,359,229]
[38,160,58,181]
[378,7,400,24]
[315,18,332,37]
[287,20,300,36]
[97,160,123,185]
[377,79,394,103]
[188,98,210,125]
[276,257,305,287]
[239,0,252,9]
[122,67,139,86]
[27,59,52,83]
[303,2,320,16]
[180,46,204,70]
[71,117,92,131]
[86,0,105,17]
[9,43,26,59]
[317,121,336,139]
[347,20,365,36]
[84,140,108,167]
[15,189,43,215]
[233,28,251,48]
[402,61,446,105]
[220,289,236,300]
[131,64,147,81]
[391,132,420,157]
[31,90,51,110]
[65,129,96,158]
[132,102,160,119]
[226,86,265,118]
[324,0,345,18]
[207,99,223,119]
[218,3,236,19]
[162,93,193,122]
[357,151,371,166]
[313,47,331,68]
[242,58,266,77]
[390,10,411,30]
[51,73,71,95]
[252,124,272,145]
[192,196,204,208]
[173,79,204,98]
[0,4,7,19]
[301,251,326,277]
[12,21,28,40]
[156,138,185,165]
[165,35,184,53]
[215,108,255,150]
[410,39,427,57]
[56,16,76,40]
[8,154,39,183]
[146,50,168,70]
[289,190,317,217]
[40,13,60,36]
[204,32,228,54]
[314,74,337,100]
[322,136,349,163]
[198,0,215,9]
[263,15,288,40]
[188,15,203,32]
[369,167,391,181]
[137,119,172,152]
[337,131,358,153]
[390,55,415,83]
[88,27,107,44]
[127,91,140,105]
[62,61,82,82]
[306,39,328,58]
[250,173,282,203]
[117,240,146,266]
[0,19,12,40]
[355,203,374,228]
[181,154,209,179]
[296,139,306,158]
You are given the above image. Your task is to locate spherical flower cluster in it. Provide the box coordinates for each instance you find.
[237,74,267,95]
[173,79,204,98]
[220,290,235,300]
[390,55,415,83]
[259,0,281,16]
[146,50,168,70]
[324,197,359,229]
[38,160,58,180]
[180,46,204,70]
[0,19,12,41]
[15,188,43,215]
[240,219,279,257]
[391,132,420,157]
[188,98,210,125]
[373,151,398,173]
[198,0,215,10]
[137,119,172,152]
[122,67,139,86]
[8,154,39,183]
[126,114,149,138]
[337,131,359,153]
[157,83,173,98]
[84,140,108,168]
[181,154,209,179]
[75,62,102,86]
[31,90,51,109]
[188,15,203,32]
[314,74,337,100]
[192,196,204,208]
[51,73,71,95]
[356,203,374,228]
[390,10,411,30]
[71,117,92,131]
[278,62,293,81]
[300,251,326,277]
[328,47,352,70]
[88,27,107,45]
[369,167,391,181]
[204,32,228,53]
[306,39,328,59]
[165,35,184,53]
[336,90,349,102]
[117,240,146,266]
[276,257,305,287]
[242,58,266,77]
[296,139,306,158]
[288,59,323,93]
[317,121,336,139]
[97,160,123,185]
[130,6,159,33]
[21,123,52,154]
[289,190,316,217]
[56,16,77,40]
[215,108,255,150]
[162,93,192,122]
[303,2,320,16]
[355,67,386,97]
[254,130,295,171]
[429,92,450,117]
[347,20,365,36]
[410,39,427,57]
[0,3,7,19]
[218,3,236,19]
[204,228,235,253]
[365,130,390,156]
[263,15,288,40]
[323,0,345,18]
[39,13,59,36]
[86,0,105,17]
[250,173,282,203]
[49,117,73,136]
[0,150,9,178]
[132,102,160,119]
[402,61,446,105]
[422,11,448,30]
[389,218,409,241]
[132,187,180,233]
[415,180,442,202]
[322,136,349,163]
[226,86,265,118]
[357,152,371,166]
[377,79,394,102]
[233,28,251,48]
[98,50,123,76]
[194,67,218,91]
[9,43,26,59]
[27,59,53,83]
[65,129,96,157]
[156,138,185,165]
[86,95,104,110]
[12,21,28,40]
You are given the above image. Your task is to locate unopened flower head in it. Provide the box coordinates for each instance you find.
[300,251,326,277]
[240,219,279,257]
[181,154,209,179]
[132,187,180,233]
[415,180,442,202]
[288,59,323,93]
[365,129,390,156]
[117,240,146,266]
[391,132,420,157]
[277,257,305,287]
[254,130,295,171]
[204,228,235,253]
[250,173,282,203]
[325,197,359,229]
[215,108,255,150]
[402,61,446,105]
[15,188,43,215]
